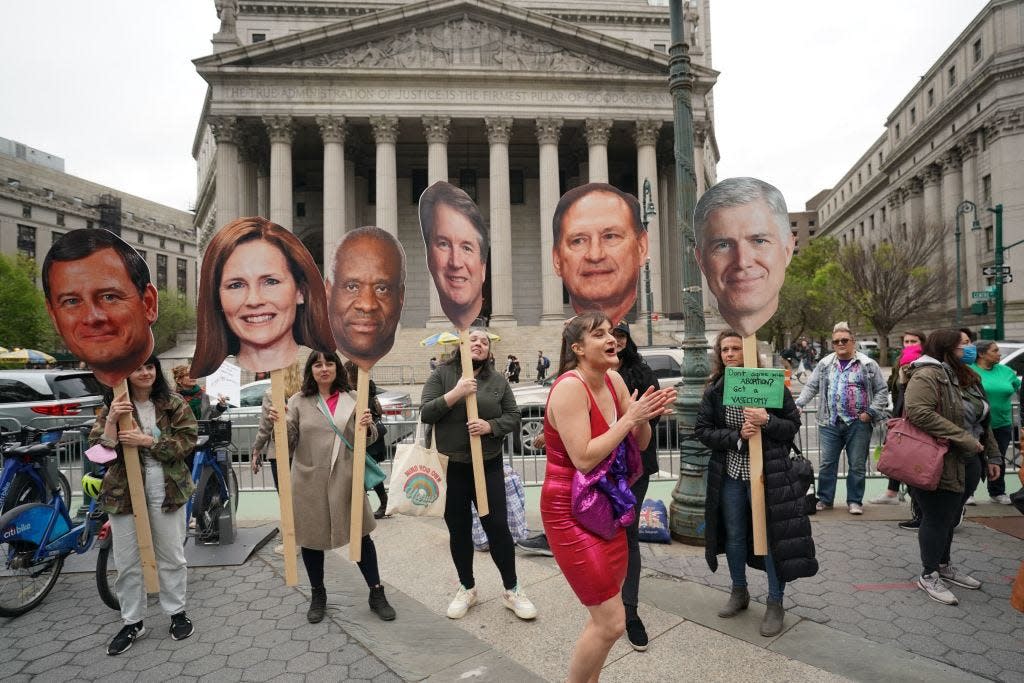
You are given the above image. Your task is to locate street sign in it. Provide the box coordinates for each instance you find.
[1002,274,1014,284]
[982,265,1011,276]
[972,290,993,301]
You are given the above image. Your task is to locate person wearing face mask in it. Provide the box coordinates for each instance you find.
[968,340,1019,504]
[419,329,536,622]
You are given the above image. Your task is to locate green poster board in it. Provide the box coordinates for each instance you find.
[723,367,786,409]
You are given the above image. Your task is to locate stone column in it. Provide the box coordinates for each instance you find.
[960,136,981,291]
[209,116,240,228]
[370,115,400,236]
[262,115,295,229]
[486,116,515,326]
[584,118,612,184]
[940,150,963,288]
[922,164,943,230]
[317,115,347,264]
[536,117,564,324]
[903,177,924,233]
[635,119,663,314]
[237,132,260,217]
[423,116,452,327]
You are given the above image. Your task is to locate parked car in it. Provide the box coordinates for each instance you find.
[0,370,104,432]
[225,380,415,455]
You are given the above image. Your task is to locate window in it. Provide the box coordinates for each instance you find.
[21,204,31,218]
[510,169,525,204]
[841,190,845,201]
[895,123,901,140]
[177,258,188,295]
[0,380,47,403]
[948,65,957,88]
[17,225,36,259]
[411,169,427,204]
[252,33,266,43]
[857,172,862,187]
[179,242,186,253]
[809,229,816,236]
[86,220,93,230]
[653,42,666,53]
[459,169,478,202]
[159,237,166,249]
[910,107,916,125]
[790,221,797,228]
[868,162,872,176]
[52,231,64,243]
[870,215,875,231]
[878,151,883,165]
[982,175,992,206]
[137,231,145,245]
[859,221,865,237]
[137,249,147,263]
[973,38,982,63]
[927,88,934,107]
[985,225,994,251]
[644,354,681,379]
[808,220,815,227]
[56,211,65,226]
[296,202,306,218]
[156,254,168,290]
[881,206,887,222]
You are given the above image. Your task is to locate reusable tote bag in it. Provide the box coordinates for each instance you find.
[386,429,448,517]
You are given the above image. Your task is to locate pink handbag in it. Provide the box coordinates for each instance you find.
[877,417,947,491]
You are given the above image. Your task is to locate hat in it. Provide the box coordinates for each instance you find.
[613,321,631,336]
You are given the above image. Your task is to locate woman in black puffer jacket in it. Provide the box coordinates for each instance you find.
[696,330,818,637]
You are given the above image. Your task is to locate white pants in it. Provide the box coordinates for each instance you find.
[108,461,188,624]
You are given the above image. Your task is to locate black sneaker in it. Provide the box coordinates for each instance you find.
[169,612,194,641]
[107,622,146,656]
[515,533,553,557]
[369,585,396,621]
[898,518,921,530]
[625,616,649,652]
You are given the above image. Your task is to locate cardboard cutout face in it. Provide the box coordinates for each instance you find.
[419,181,487,330]
[694,178,795,338]
[326,226,406,371]
[43,229,158,388]
[551,183,647,324]
[192,217,335,377]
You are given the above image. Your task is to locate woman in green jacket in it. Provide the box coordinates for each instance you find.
[969,340,1020,504]
[420,328,536,621]
[903,329,1000,606]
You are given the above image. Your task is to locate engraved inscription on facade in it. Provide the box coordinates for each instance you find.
[278,16,651,75]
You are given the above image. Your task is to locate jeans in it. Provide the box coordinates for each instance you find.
[987,426,1011,497]
[817,420,873,505]
[915,456,981,575]
[621,474,651,611]
[109,461,188,625]
[720,473,785,602]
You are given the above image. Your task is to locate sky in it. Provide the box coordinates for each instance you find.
[0,0,990,214]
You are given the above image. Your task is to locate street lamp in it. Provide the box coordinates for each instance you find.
[954,200,980,325]
[641,178,657,346]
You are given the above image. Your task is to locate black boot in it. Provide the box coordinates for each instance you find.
[369,585,396,621]
[307,586,327,624]
[717,586,750,618]
[760,599,785,637]
[374,499,388,519]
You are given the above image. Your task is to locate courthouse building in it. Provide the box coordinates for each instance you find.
[191,0,719,329]
[0,138,198,303]
[816,0,1024,338]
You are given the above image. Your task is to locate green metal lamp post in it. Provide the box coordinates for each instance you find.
[666,0,711,544]
[987,203,1019,340]
[641,178,657,347]
[954,200,980,325]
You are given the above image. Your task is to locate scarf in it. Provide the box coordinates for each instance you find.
[179,383,204,420]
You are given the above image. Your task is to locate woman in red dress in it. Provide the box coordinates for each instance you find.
[542,312,676,681]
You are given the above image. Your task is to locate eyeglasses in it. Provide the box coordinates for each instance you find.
[832,338,853,345]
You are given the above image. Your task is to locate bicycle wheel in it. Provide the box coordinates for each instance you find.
[95,538,119,611]
[2,471,71,515]
[227,465,239,513]
[0,504,65,617]
[193,468,225,541]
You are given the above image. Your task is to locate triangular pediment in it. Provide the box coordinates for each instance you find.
[196,0,670,77]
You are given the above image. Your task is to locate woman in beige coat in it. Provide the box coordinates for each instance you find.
[274,350,397,624]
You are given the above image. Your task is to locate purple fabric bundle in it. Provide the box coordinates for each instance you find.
[570,435,642,540]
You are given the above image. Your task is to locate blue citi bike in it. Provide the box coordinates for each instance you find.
[0,424,75,515]
[186,420,239,545]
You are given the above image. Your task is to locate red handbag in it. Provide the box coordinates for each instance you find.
[877,417,948,491]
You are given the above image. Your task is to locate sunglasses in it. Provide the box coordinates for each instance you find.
[832,338,853,345]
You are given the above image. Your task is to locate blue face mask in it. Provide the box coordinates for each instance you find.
[961,344,978,365]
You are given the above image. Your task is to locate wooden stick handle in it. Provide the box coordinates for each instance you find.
[743,336,769,556]
[115,379,160,594]
[460,330,488,517]
[349,369,370,562]
[271,370,299,586]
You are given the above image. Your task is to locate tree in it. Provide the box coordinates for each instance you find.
[837,223,950,365]
[152,289,196,355]
[0,254,58,350]
[763,237,849,350]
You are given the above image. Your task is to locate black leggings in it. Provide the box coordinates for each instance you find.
[915,456,981,575]
[622,474,651,611]
[444,457,517,591]
[301,536,381,589]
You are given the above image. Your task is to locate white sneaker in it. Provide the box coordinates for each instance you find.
[939,565,981,590]
[446,585,478,619]
[870,494,900,505]
[965,496,976,506]
[990,494,1012,505]
[848,503,864,515]
[917,572,958,605]
[501,585,538,620]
